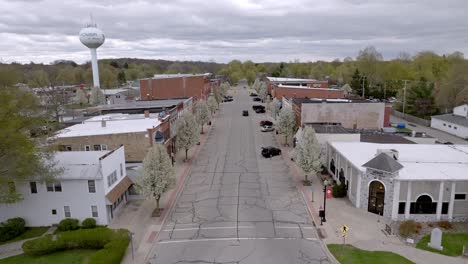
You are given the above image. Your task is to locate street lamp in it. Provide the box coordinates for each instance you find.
[320,180,329,225]
[128,231,134,260]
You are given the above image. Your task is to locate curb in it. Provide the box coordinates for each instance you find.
[142,116,215,262]
[273,132,340,264]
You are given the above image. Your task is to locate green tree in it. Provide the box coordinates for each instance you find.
[406,78,438,119]
[117,71,126,85]
[0,66,20,87]
[28,70,49,88]
[438,61,468,111]
[0,87,60,203]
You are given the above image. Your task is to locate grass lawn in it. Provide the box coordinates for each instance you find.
[328,244,414,264]
[0,227,49,246]
[416,233,468,256]
[0,249,96,264]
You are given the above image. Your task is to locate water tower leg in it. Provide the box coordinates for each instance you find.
[90,48,100,88]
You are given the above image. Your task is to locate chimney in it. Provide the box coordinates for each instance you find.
[144,110,150,118]
[101,120,106,127]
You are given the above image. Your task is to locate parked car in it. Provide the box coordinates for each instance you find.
[260,120,273,126]
[253,97,262,102]
[223,96,233,102]
[242,110,249,116]
[249,93,258,97]
[261,147,281,158]
[252,105,265,110]
[261,125,274,132]
[255,108,266,113]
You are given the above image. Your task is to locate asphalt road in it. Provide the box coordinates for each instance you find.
[148,87,330,264]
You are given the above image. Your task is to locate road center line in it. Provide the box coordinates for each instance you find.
[159,237,318,244]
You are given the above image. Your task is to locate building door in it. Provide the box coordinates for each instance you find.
[330,159,336,176]
[368,181,385,216]
[339,169,345,184]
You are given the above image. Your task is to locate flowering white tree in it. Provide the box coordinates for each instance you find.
[90,87,105,105]
[207,96,217,116]
[278,107,296,146]
[270,98,280,119]
[213,86,223,105]
[176,112,200,161]
[252,79,260,92]
[73,88,88,105]
[196,101,210,134]
[220,82,230,96]
[258,82,268,102]
[136,144,175,216]
[294,127,323,186]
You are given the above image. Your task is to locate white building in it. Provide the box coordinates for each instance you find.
[326,142,468,222]
[431,104,468,139]
[102,88,139,104]
[0,146,131,226]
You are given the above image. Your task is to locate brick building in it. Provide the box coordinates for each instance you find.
[288,98,391,129]
[266,77,329,95]
[140,73,217,101]
[272,85,344,100]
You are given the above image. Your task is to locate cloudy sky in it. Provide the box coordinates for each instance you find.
[1,0,467,64]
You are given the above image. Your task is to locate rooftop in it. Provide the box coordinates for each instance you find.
[432,113,468,127]
[102,88,137,96]
[95,98,188,112]
[55,113,160,138]
[306,123,351,134]
[277,84,338,91]
[267,77,324,83]
[331,142,468,181]
[54,151,109,180]
[291,97,374,105]
[147,73,211,80]
[360,134,416,144]
[362,152,404,173]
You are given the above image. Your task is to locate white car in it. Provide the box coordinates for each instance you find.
[261,125,274,132]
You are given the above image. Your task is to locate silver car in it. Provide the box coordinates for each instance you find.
[261,125,274,132]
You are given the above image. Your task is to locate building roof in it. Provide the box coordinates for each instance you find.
[54,151,109,180]
[106,176,133,203]
[360,134,416,144]
[267,77,323,83]
[102,88,137,96]
[432,113,468,127]
[276,85,337,91]
[330,142,468,181]
[55,113,160,138]
[291,97,372,105]
[95,98,188,112]
[362,153,403,173]
[147,73,211,80]
[307,124,351,134]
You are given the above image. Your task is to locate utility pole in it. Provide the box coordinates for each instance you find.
[402,80,410,117]
[361,76,367,98]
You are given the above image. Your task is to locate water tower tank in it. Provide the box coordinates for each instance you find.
[79,26,105,49]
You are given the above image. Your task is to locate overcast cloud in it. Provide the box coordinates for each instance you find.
[0,0,467,64]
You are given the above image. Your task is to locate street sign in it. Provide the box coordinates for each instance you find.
[340,225,349,234]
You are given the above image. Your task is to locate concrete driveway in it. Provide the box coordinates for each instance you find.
[147,87,330,264]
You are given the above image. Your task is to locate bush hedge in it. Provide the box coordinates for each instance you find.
[81,218,97,229]
[332,183,347,198]
[57,218,80,232]
[0,217,26,242]
[22,227,129,263]
[399,220,418,237]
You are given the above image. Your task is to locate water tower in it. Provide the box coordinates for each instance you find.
[79,17,105,88]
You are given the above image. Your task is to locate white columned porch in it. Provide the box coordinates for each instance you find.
[448,182,456,221]
[348,163,353,198]
[404,181,412,219]
[392,180,401,220]
[356,173,362,208]
[436,181,445,220]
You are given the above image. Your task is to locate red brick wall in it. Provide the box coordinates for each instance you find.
[272,87,344,100]
[384,104,392,127]
[140,76,208,100]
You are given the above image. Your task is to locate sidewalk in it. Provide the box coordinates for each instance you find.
[114,114,216,264]
[0,226,56,260]
[275,135,467,264]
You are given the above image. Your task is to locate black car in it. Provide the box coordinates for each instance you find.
[255,108,266,113]
[253,97,262,102]
[249,93,258,97]
[252,105,265,110]
[242,110,249,116]
[260,120,273,126]
[261,147,281,158]
[223,97,233,102]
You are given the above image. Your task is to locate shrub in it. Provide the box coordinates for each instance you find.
[399,220,418,237]
[332,183,346,198]
[57,218,79,232]
[22,235,65,256]
[0,217,26,242]
[81,218,97,229]
[22,227,129,263]
[438,220,453,229]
